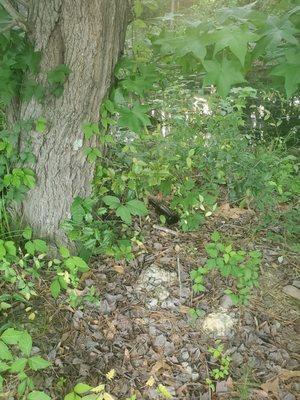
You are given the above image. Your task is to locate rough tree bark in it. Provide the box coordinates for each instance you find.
[15,0,130,244]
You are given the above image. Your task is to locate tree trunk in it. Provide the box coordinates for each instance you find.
[17,0,130,244]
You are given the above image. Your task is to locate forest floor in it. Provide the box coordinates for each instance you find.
[9,206,300,400]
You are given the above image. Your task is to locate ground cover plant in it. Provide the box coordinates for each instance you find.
[0,0,299,399]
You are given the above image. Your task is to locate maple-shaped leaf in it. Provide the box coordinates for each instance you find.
[118,103,151,133]
[213,25,259,66]
[203,57,246,98]
[271,47,300,97]
[155,28,207,62]
[254,15,298,57]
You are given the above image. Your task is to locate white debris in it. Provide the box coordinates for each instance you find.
[202,312,236,337]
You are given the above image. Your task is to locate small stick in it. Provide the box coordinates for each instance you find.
[177,255,182,301]
[153,224,179,236]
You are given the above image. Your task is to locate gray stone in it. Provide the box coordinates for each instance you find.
[153,242,163,250]
[283,285,300,301]
[219,294,234,309]
[181,351,189,361]
[292,280,300,289]
[216,380,228,393]
[154,334,167,348]
[282,393,296,400]
[231,352,243,365]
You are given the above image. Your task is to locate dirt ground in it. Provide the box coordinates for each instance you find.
[3,206,300,400]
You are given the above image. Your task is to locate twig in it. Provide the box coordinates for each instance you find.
[153,224,179,236]
[177,255,182,301]
[0,0,27,31]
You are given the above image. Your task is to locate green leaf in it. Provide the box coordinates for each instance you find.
[118,103,151,133]
[18,379,27,396]
[35,118,47,133]
[0,361,9,372]
[213,25,259,66]
[203,57,246,97]
[126,199,148,216]
[18,331,32,357]
[33,239,48,253]
[28,391,51,400]
[47,64,71,84]
[82,122,99,140]
[4,241,16,256]
[74,383,93,394]
[116,206,132,224]
[59,246,70,258]
[271,48,300,97]
[25,241,35,255]
[1,328,21,345]
[72,256,89,272]
[28,356,50,371]
[102,195,120,209]
[10,358,27,373]
[22,226,32,240]
[211,231,220,242]
[23,173,36,189]
[0,341,13,360]
[64,393,80,400]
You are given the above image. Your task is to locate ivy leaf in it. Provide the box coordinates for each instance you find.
[74,383,93,394]
[82,122,99,140]
[203,57,246,97]
[116,205,132,224]
[213,25,259,66]
[35,118,47,133]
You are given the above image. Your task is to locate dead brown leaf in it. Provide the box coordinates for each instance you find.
[150,359,170,375]
[261,377,280,399]
[215,203,253,219]
[113,265,125,274]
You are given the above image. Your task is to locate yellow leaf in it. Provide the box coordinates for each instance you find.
[146,376,155,387]
[157,384,172,399]
[103,393,115,400]
[106,369,116,381]
[91,384,105,393]
[28,312,36,321]
[113,265,125,274]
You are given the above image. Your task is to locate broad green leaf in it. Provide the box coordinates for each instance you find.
[1,328,21,345]
[157,384,173,399]
[28,356,51,371]
[35,118,47,133]
[82,122,99,140]
[118,103,151,133]
[72,256,89,272]
[116,205,132,224]
[102,195,120,209]
[33,239,48,253]
[271,53,300,97]
[0,341,13,360]
[59,246,70,258]
[74,383,93,394]
[10,358,27,373]
[203,57,246,98]
[22,226,32,240]
[0,361,9,372]
[126,199,148,216]
[213,25,259,66]
[28,391,51,400]
[4,241,16,256]
[18,331,32,357]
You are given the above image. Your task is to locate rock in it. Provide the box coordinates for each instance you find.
[181,351,189,361]
[202,312,236,337]
[231,352,243,366]
[154,334,167,348]
[292,280,300,289]
[156,286,170,301]
[282,393,296,400]
[219,294,234,309]
[282,285,300,301]
[164,341,175,355]
[294,318,300,333]
[153,242,163,251]
[216,380,228,393]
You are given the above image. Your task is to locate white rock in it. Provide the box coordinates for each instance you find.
[202,312,236,337]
